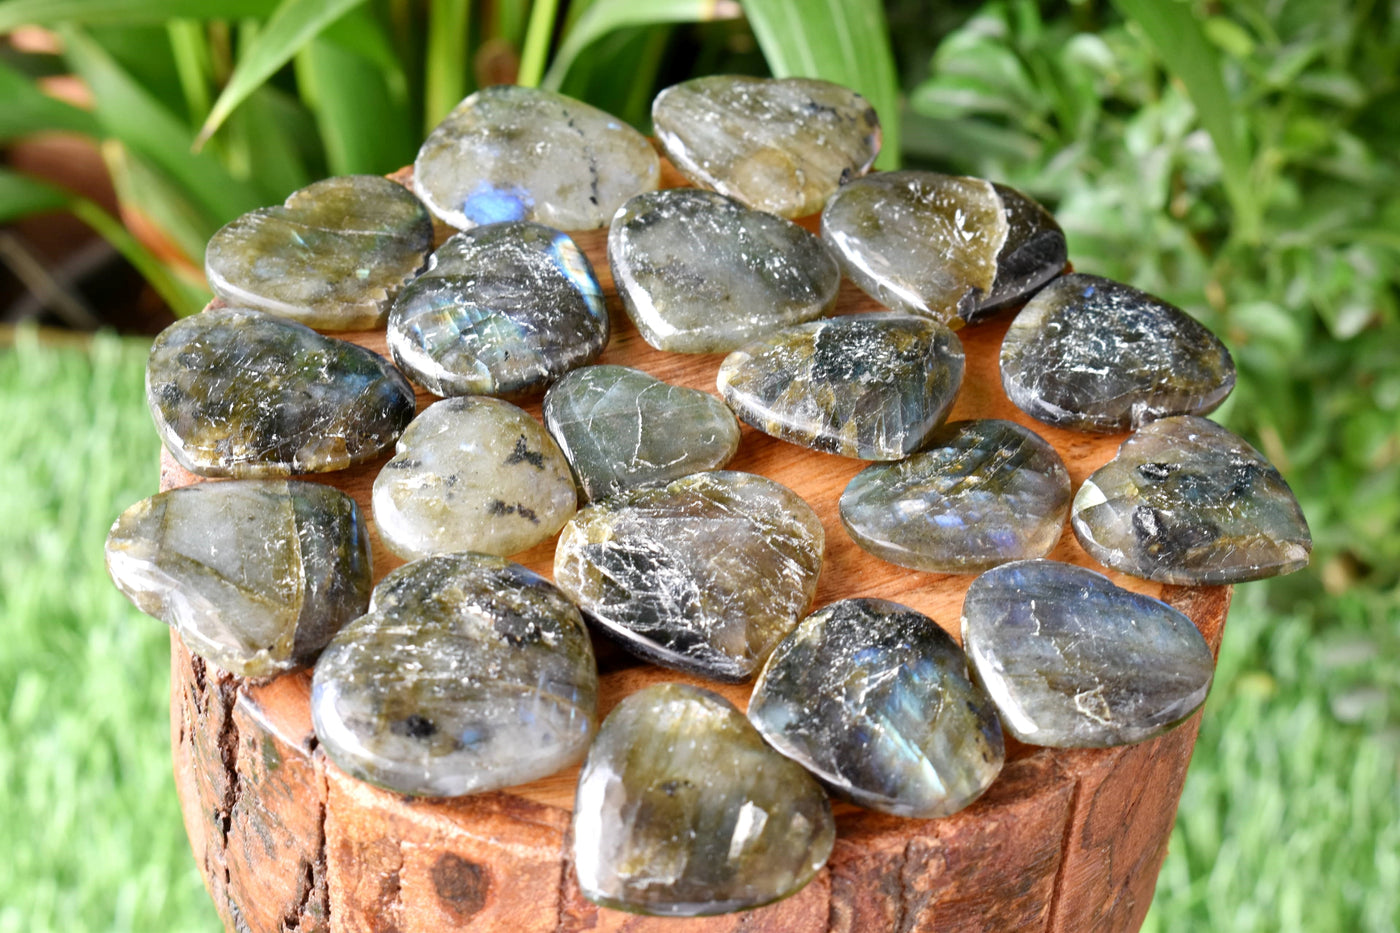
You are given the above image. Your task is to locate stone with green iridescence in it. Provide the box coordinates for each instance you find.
[749,599,1004,819]
[542,365,741,502]
[554,471,824,683]
[839,419,1071,573]
[573,683,834,917]
[961,560,1215,747]
[204,175,433,330]
[717,313,964,460]
[105,480,371,678]
[1000,274,1236,433]
[652,75,880,219]
[821,172,1065,326]
[608,188,840,353]
[413,85,660,231]
[1072,415,1311,584]
[387,222,607,398]
[146,307,415,478]
[372,397,576,560]
[311,553,597,797]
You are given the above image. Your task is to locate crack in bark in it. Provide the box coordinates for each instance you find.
[1045,774,1084,932]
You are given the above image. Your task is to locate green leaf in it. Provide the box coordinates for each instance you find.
[294,37,414,176]
[517,0,562,88]
[197,0,369,146]
[1110,0,1259,241]
[0,0,277,31]
[741,0,902,169]
[101,140,212,267]
[0,168,69,223]
[423,0,473,130]
[0,60,101,141]
[543,0,741,92]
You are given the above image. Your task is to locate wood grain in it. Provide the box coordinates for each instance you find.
[166,160,1230,932]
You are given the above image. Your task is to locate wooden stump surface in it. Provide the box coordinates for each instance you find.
[164,160,1231,933]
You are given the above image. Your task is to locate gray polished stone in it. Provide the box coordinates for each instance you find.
[311,553,597,797]
[554,471,824,682]
[387,222,607,398]
[961,559,1215,747]
[653,75,880,219]
[543,365,740,502]
[1072,416,1311,584]
[608,188,840,353]
[749,598,1004,818]
[821,172,1064,325]
[146,307,415,477]
[717,313,964,460]
[414,85,659,231]
[573,683,834,916]
[1000,274,1235,432]
[372,397,576,560]
[840,419,1070,573]
[105,480,371,678]
[205,175,433,330]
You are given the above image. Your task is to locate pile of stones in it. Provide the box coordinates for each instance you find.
[105,76,1310,917]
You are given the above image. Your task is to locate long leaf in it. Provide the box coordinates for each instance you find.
[294,37,414,176]
[424,0,472,129]
[0,169,69,223]
[0,61,101,141]
[741,0,901,168]
[1110,0,1259,241]
[197,0,369,146]
[543,0,741,92]
[517,0,562,88]
[0,0,277,31]
[101,139,210,271]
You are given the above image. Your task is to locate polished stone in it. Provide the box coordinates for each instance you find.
[373,397,576,560]
[1072,416,1311,584]
[749,599,1004,818]
[543,365,740,502]
[653,75,880,219]
[146,307,415,477]
[387,221,607,398]
[840,419,1070,573]
[822,172,1065,325]
[961,559,1215,747]
[1000,274,1236,432]
[573,683,834,916]
[609,188,840,353]
[312,553,597,797]
[414,85,659,231]
[717,313,964,460]
[205,175,433,330]
[105,480,371,678]
[554,471,824,682]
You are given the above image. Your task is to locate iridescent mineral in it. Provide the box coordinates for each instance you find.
[204,175,433,330]
[543,365,741,502]
[749,599,1004,818]
[372,397,576,560]
[1000,274,1235,432]
[553,471,824,682]
[717,313,964,460]
[653,75,880,218]
[387,221,607,398]
[413,85,660,230]
[146,307,415,477]
[106,480,371,678]
[821,172,1065,325]
[839,419,1070,573]
[311,553,597,796]
[1072,416,1311,584]
[608,188,840,353]
[573,683,834,916]
[961,559,1215,747]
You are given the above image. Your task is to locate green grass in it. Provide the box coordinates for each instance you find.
[0,330,220,933]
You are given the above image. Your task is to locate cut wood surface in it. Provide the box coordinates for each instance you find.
[166,159,1231,932]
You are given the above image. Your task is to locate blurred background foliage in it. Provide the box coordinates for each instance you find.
[1,0,1397,931]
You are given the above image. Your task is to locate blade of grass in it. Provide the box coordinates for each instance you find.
[517,0,560,88]
[294,36,414,175]
[0,0,277,31]
[543,0,740,91]
[166,19,213,123]
[742,0,902,168]
[1110,0,1259,242]
[0,59,101,140]
[196,0,369,147]
[424,0,472,129]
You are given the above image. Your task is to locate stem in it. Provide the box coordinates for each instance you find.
[517,0,560,88]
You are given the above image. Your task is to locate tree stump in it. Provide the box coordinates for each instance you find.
[165,162,1230,933]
